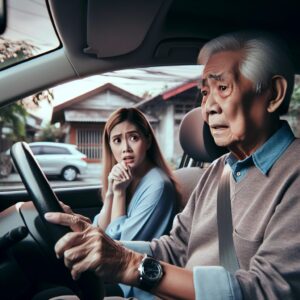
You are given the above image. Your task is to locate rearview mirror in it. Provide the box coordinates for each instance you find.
[0,0,7,34]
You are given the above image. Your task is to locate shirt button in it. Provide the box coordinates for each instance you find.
[236,172,241,177]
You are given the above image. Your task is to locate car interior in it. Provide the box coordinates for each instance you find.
[0,0,300,299]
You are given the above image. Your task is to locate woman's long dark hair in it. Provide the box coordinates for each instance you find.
[101,107,181,206]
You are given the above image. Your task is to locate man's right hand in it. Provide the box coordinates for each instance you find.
[44,211,142,285]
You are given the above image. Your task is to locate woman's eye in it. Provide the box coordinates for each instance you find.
[112,138,121,144]
[130,135,139,141]
[201,90,208,97]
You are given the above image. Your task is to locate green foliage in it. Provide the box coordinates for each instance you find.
[0,37,53,105]
[289,79,300,116]
[0,37,54,149]
[0,102,27,139]
[35,123,65,142]
[0,37,38,68]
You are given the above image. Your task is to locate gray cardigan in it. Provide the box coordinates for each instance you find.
[151,138,300,299]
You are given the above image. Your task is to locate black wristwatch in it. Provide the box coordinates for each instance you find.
[138,254,164,291]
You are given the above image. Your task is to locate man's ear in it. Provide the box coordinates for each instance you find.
[267,75,287,113]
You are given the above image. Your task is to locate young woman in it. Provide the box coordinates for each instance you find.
[93,107,180,242]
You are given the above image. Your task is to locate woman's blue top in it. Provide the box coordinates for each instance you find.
[93,167,176,299]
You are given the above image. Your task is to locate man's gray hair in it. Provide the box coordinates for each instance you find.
[198,31,294,115]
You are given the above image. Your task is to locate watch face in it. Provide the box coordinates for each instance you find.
[143,257,163,282]
[144,259,162,281]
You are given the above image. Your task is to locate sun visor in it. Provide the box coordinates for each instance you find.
[83,0,165,58]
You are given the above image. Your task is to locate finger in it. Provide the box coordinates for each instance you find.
[126,166,132,178]
[44,212,89,232]
[74,213,92,224]
[55,231,84,259]
[110,167,125,180]
[115,163,128,176]
[111,170,128,181]
[120,160,129,170]
[71,251,101,280]
[115,164,130,180]
[59,201,73,214]
[63,241,89,269]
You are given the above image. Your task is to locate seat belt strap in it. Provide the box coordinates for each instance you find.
[217,165,240,274]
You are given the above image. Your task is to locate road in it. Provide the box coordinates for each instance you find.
[0,163,102,190]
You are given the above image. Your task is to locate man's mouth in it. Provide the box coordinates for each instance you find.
[210,124,228,134]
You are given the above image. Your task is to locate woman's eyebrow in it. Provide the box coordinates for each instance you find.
[110,133,121,139]
[126,130,140,135]
[111,130,139,139]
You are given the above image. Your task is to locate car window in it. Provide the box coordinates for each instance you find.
[30,146,41,155]
[0,0,60,70]
[1,68,300,193]
[0,65,203,191]
[41,146,70,155]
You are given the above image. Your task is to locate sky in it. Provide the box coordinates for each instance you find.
[2,0,203,123]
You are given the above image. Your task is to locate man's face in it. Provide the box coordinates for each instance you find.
[200,50,272,158]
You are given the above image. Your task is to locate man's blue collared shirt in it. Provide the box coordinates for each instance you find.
[226,121,295,182]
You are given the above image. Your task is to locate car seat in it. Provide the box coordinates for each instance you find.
[174,107,227,211]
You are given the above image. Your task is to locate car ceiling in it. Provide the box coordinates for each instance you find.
[0,0,299,107]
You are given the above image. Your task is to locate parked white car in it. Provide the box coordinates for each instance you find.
[28,142,88,181]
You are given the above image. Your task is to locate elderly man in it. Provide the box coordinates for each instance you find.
[45,31,300,300]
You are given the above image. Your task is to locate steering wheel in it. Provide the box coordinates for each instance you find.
[10,141,104,300]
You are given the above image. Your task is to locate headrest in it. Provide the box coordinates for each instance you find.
[179,107,228,162]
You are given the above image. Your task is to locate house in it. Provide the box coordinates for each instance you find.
[136,80,200,165]
[51,81,200,164]
[51,83,158,162]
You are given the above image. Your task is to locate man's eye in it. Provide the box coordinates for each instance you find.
[219,85,227,91]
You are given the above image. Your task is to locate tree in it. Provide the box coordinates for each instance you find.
[35,122,65,142]
[287,75,300,137]
[0,102,27,140]
[0,37,53,145]
[290,76,300,113]
[0,102,27,177]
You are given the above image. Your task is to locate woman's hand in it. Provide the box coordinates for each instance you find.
[108,161,133,193]
[44,212,142,284]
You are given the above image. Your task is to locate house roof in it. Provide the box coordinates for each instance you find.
[52,83,144,123]
[64,109,158,123]
[64,109,115,122]
[135,80,198,108]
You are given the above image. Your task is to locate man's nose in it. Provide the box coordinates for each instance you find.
[204,92,221,115]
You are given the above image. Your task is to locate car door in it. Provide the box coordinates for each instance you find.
[38,145,69,175]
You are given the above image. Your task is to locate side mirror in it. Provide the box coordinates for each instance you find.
[0,0,7,34]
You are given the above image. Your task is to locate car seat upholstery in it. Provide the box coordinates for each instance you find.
[174,107,227,211]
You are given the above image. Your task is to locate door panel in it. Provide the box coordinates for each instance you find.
[0,185,102,221]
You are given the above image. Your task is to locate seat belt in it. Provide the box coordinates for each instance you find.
[217,165,240,274]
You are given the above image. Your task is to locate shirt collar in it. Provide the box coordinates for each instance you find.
[226,121,295,175]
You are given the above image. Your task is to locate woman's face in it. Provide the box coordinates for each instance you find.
[109,120,150,170]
